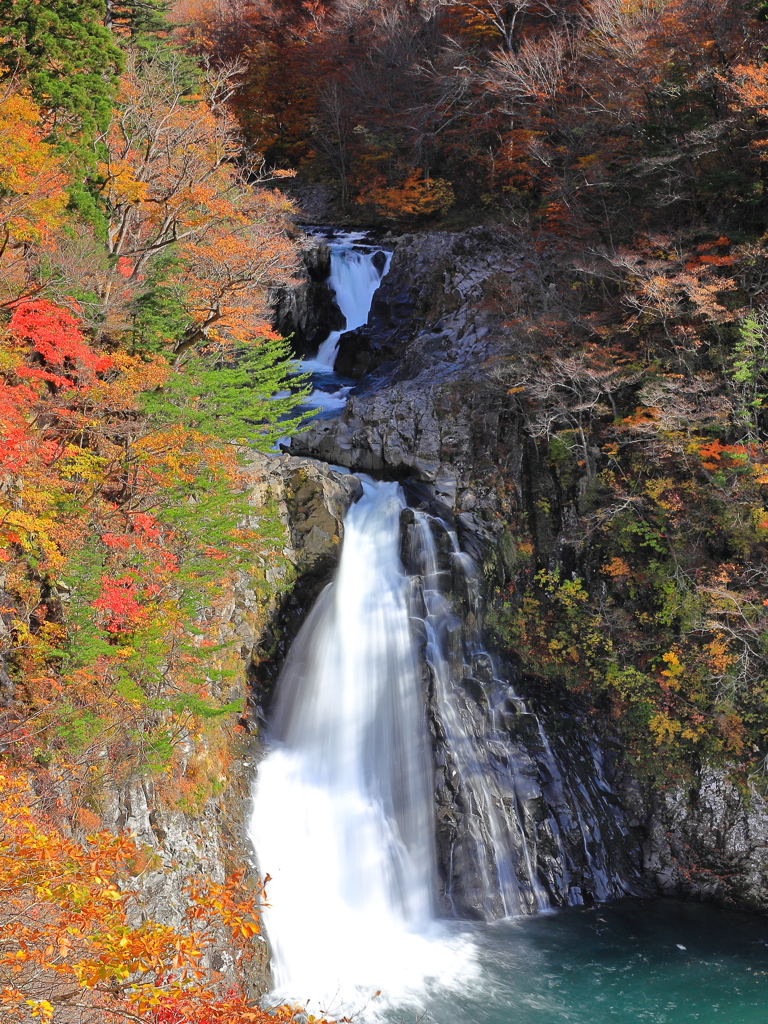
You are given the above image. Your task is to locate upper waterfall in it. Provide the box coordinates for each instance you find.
[307,238,392,371]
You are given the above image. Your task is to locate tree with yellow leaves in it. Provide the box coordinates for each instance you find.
[0,92,70,307]
[96,50,298,353]
[0,765,331,1024]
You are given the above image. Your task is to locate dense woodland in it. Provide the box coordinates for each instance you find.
[5,0,768,1018]
[0,2,320,1021]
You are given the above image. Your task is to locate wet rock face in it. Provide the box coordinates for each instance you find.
[271,235,344,357]
[426,670,655,921]
[629,770,768,910]
[400,511,645,920]
[246,453,361,714]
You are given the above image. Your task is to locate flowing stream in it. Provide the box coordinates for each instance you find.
[299,232,391,416]
[250,233,768,1022]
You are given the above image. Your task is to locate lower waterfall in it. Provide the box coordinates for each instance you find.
[402,507,634,921]
[249,479,475,1010]
[250,475,638,1014]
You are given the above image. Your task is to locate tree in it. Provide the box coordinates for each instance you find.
[106,0,174,38]
[0,92,70,307]
[0,764,330,1024]
[499,348,640,479]
[95,50,299,351]
[356,170,455,218]
[435,0,534,52]
[0,0,123,138]
[310,80,354,212]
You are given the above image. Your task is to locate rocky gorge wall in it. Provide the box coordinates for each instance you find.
[124,222,768,991]
[281,225,768,915]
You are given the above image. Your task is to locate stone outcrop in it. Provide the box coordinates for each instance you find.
[95,763,270,996]
[333,227,527,381]
[247,451,361,616]
[271,234,343,357]
[245,452,361,715]
[620,770,768,911]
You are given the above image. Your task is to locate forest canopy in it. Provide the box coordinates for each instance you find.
[6,0,768,1017]
[176,0,768,237]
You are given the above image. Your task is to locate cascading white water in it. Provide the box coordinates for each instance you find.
[273,233,391,448]
[409,512,550,917]
[308,243,392,371]
[405,509,634,919]
[256,228,634,1012]
[249,480,475,1012]
[250,482,634,1014]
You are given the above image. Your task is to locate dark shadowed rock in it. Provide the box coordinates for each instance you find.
[270,235,345,357]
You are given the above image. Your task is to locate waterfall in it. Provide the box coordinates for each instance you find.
[250,481,474,1010]
[252,230,636,1014]
[309,243,392,370]
[250,481,636,1012]
[403,509,634,921]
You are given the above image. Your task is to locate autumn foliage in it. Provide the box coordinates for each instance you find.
[0,288,307,1019]
[0,94,70,307]
[0,4,316,1021]
[181,0,768,230]
[0,765,332,1023]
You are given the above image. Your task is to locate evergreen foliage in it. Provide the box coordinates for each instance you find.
[0,0,123,136]
[107,0,173,40]
[140,343,313,450]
